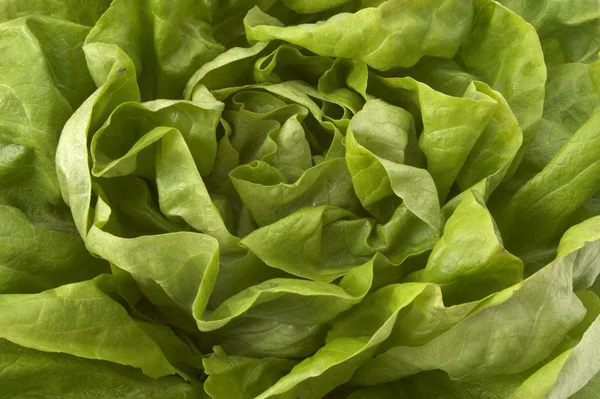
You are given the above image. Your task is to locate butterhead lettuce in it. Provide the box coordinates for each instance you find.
[0,0,599,398]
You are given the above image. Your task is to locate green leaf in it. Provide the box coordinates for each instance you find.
[0,339,202,399]
[86,0,224,99]
[0,205,108,294]
[203,319,326,358]
[508,290,600,398]
[0,0,111,25]
[351,249,585,384]
[204,347,296,399]
[255,283,430,399]
[408,191,523,304]
[0,16,95,228]
[198,258,373,331]
[240,206,368,281]
[345,98,441,228]
[0,276,188,378]
[231,159,363,227]
[498,0,600,65]
[244,0,474,71]
[498,107,600,255]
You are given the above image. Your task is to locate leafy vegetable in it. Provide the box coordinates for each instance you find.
[1,0,599,397]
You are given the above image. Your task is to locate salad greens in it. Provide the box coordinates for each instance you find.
[0,0,599,397]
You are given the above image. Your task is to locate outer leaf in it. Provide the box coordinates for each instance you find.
[498,0,600,65]
[0,205,108,294]
[0,339,202,399]
[87,225,220,330]
[0,0,111,26]
[0,276,185,378]
[0,16,95,228]
[508,290,600,399]
[351,250,586,384]
[244,0,474,71]
[254,284,430,399]
[504,60,600,193]
[86,0,224,99]
[346,372,524,399]
[498,107,600,256]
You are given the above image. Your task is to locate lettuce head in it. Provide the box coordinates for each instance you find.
[1,0,600,398]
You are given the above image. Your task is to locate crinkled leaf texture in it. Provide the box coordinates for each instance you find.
[0,0,599,398]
